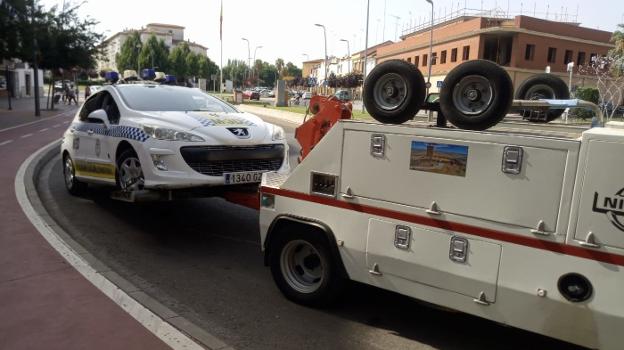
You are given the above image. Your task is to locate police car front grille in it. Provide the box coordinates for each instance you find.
[180,144,285,176]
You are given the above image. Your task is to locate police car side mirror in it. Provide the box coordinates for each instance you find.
[87,109,110,129]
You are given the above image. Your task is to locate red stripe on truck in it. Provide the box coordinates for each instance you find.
[261,186,624,267]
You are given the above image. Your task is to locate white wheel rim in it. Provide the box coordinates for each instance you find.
[119,156,144,191]
[64,157,75,189]
[280,240,324,294]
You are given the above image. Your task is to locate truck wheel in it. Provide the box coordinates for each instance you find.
[63,154,87,195]
[269,228,345,307]
[440,60,513,130]
[516,73,570,122]
[116,149,144,191]
[363,59,426,124]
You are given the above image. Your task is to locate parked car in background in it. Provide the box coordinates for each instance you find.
[86,85,103,95]
[335,90,352,101]
[243,90,260,101]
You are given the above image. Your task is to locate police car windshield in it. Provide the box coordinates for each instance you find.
[117,85,238,113]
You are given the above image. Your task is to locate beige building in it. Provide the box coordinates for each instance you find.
[97,23,208,72]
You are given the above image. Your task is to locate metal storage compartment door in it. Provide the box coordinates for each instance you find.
[574,140,624,250]
[366,218,501,301]
[340,129,569,231]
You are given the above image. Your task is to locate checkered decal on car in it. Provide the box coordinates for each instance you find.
[73,123,149,142]
[189,115,216,127]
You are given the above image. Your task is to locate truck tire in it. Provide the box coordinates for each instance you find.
[63,154,87,195]
[440,60,513,130]
[515,74,570,122]
[363,59,426,124]
[269,227,345,307]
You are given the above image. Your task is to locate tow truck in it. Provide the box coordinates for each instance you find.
[258,59,624,349]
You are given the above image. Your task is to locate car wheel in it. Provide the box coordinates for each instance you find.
[117,149,144,192]
[440,60,514,130]
[63,154,87,195]
[515,73,570,122]
[363,59,426,124]
[269,227,345,307]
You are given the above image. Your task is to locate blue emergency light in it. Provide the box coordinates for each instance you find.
[105,71,119,82]
[141,68,156,80]
[165,75,176,84]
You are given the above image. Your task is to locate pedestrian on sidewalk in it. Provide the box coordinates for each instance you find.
[66,86,77,105]
[84,85,91,100]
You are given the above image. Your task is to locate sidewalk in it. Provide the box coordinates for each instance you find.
[0,105,173,349]
[0,95,78,130]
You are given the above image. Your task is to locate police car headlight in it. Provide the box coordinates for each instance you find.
[271,125,285,141]
[143,125,204,142]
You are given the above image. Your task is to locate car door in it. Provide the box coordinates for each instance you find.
[72,92,102,175]
[82,91,117,182]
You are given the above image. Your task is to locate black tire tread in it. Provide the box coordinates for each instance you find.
[439,60,514,130]
[515,73,570,122]
[363,60,426,124]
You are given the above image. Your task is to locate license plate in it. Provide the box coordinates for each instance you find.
[224,171,264,184]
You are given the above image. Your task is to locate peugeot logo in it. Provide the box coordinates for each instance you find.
[592,188,624,232]
[227,127,250,139]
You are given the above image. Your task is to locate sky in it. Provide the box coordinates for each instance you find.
[41,0,623,69]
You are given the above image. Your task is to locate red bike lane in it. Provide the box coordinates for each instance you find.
[0,109,170,349]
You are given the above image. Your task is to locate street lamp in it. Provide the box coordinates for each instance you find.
[241,37,251,84]
[363,0,370,112]
[339,39,351,74]
[253,45,263,87]
[314,23,328,94]
[425,0,434,94]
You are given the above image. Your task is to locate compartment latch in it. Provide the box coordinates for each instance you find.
[502,146,523,174]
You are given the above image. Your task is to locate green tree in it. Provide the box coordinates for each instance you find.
[138,35,169,71]
[1,0,103,70]
[116,31,142,72]
[223,59,248,88]
[186,52,200,78]
[168,42,191,80]
[610,23,624,76]
[284,62,302,79]
[275,58,285,78]
[198,55,220,89]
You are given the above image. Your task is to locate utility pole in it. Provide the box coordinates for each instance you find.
[340,39,351,74]
[242,37,251,85]
[314,24,328,94]
[390,15,401,41]
[31,0,40,116]
[363,0,370,113]
[382,0,387,41]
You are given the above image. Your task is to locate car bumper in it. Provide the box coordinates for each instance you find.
[138,141,290,190]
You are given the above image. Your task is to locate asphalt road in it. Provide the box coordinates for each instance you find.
[37,120,584,350]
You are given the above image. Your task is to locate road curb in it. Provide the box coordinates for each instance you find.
[15,140,234,350]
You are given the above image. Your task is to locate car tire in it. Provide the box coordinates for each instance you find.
[363,59,426,124]
[440,60,514,130]
[63,154,87,195]
[116,148,145,191]
[269,227,346,307]
[515,73,570,122]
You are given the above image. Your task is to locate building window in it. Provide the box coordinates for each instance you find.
[451,48,458,62]
[422,54,428,67]
[525,44,535,61]
[547,47,557,63]
[462,46,470,60]
[577,52,586,65]
[440,50,447,64]
[564,50,573,64]
[414,56,419,66]
[431,52,437,65]
[407,57,411,63]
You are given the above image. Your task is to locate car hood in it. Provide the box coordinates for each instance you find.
[135,111,272,143]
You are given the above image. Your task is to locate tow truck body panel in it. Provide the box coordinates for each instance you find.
[260,119,624,349]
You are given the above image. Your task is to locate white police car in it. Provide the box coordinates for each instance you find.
[60,83,288,195]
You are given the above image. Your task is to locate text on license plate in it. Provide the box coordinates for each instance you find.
[224,171,263,184]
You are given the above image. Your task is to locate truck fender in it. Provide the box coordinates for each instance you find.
[263,215,349,279]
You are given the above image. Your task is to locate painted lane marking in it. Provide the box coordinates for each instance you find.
[0,140,13,146]
[63,120,70,124]
[52,124,61,128]
[0,109,76,133]
[39,128,49,132]
[15,141,207,350]
[20,133,33,138]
